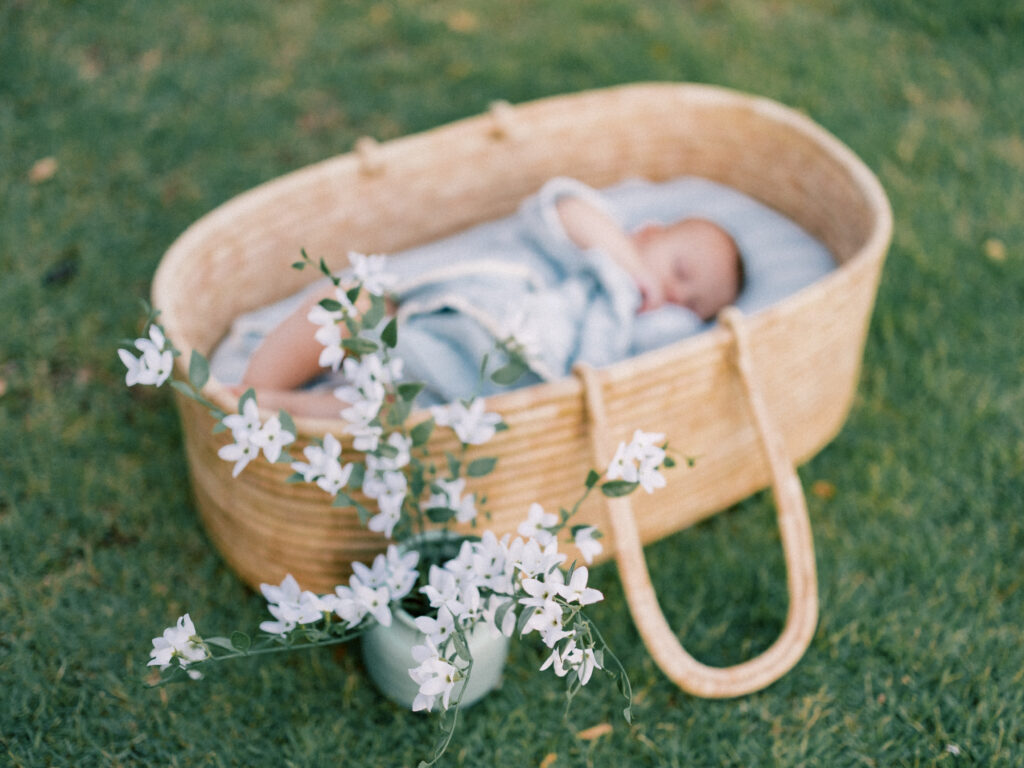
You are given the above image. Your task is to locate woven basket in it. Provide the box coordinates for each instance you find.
[152,82,891,697]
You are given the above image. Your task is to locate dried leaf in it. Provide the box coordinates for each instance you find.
[539,753,558,768]
[447,10,479,32]
[29,157,58,183]
[576,722,613,741]
[811,480,836,500]
[984,238,1006,262]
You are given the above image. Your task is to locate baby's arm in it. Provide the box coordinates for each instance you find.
[242,282,336,392]
[555,196,663,310]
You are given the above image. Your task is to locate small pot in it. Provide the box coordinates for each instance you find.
[361,606,510,709]
[360,531,509,709]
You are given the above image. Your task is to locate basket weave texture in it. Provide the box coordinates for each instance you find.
[153,82,890,623]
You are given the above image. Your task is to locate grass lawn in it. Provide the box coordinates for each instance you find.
[2,0,1022,765]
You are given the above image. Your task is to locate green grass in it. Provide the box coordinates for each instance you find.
[2,0,1023,765]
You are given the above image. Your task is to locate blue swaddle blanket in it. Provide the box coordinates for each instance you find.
[210,176,835,405]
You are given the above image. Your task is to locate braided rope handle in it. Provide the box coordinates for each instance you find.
[575,307,818,698]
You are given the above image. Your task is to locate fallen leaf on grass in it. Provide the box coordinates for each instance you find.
[576,722,613,740]
[812,480,837,500]
[29,156,58,183]
[984,238,1006,262]
[447,10,479,32]
[539,753,557,768]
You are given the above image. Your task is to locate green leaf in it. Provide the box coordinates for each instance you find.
[238,387,257,412]
[285,472,305,484]
[346,285,361,306]
[601,480,639,498]
[348,463,365,490]
[381,317,398,348]
[585,469,601,488]
[386,398,411,427]
[341,337,379,355]
[410,418,435,448]
[278,410,296,436]
[622,706,633,724]
[230,631,251,652]
[466,457,498,477]
[397,382,424,402]
[515,606,536,637]
[451,630,472,662]
[493,599,514,632]
[425,506,457,523]
[332,491,355,508]
[664,455,677,468]
[490,359,527,386]
[204,636,235,652]
[362,293,387,329]
[319,298,343,312]
[291,260,306,270]
[318,257,331,277]
[188,350,210,390]
[445,452,461,479]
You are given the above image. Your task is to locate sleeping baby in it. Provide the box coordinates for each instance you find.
[218,177,744,416]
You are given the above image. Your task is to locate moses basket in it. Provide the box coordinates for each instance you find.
[153,82,891,698]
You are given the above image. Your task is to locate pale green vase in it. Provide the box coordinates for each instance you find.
[361,607,510,709]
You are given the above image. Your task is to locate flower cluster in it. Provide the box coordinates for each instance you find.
[118,324,173,387]
[147,613,208,679]
[128,251,678,767]
[217,397,297,477]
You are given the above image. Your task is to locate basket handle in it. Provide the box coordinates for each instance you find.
[574,307,818,698]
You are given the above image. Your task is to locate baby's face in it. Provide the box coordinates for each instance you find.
[633,218,741,320]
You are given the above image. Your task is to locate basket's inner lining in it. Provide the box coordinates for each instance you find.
[207,174,836,397]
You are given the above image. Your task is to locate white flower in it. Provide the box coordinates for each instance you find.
[290,433,353,495]
[508,536,566,579]
[606,429,667,494]
[382,545,419,600]
[218,399,264,476]
[366,498,403,539]
[551,567,603,606]
[148,613,208,671]
[222,398,262,441]
[259,574,326,635]
[522,601,574,648]
[329,584,368,627]
[367,432,411,472]
[349,252,395,295]
[409,639,459,712]
[540,639,601,685]
[421,565,467,618]
[340,353,402,404]
[573,526,603,565]
[352,581,392,627]
[414,606,456,646]
[217,437,259,478]
[517,502,557,546]
[498,310,543,364]
[363,468,407,502]
[470,531,512,593]
[427,478,478,524]
[250,415,295,464]
[119,325,174,387]
[431,398,502,446]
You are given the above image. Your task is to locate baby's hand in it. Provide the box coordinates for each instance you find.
[634,269,665,313]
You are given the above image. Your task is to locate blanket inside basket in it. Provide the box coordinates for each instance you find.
[210,176,835,405]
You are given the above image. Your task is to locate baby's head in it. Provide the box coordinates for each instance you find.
[632,218,743,320]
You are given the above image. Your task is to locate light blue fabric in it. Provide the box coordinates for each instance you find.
[210,176,835,405]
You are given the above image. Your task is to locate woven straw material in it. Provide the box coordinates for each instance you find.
[153,83,891,603]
